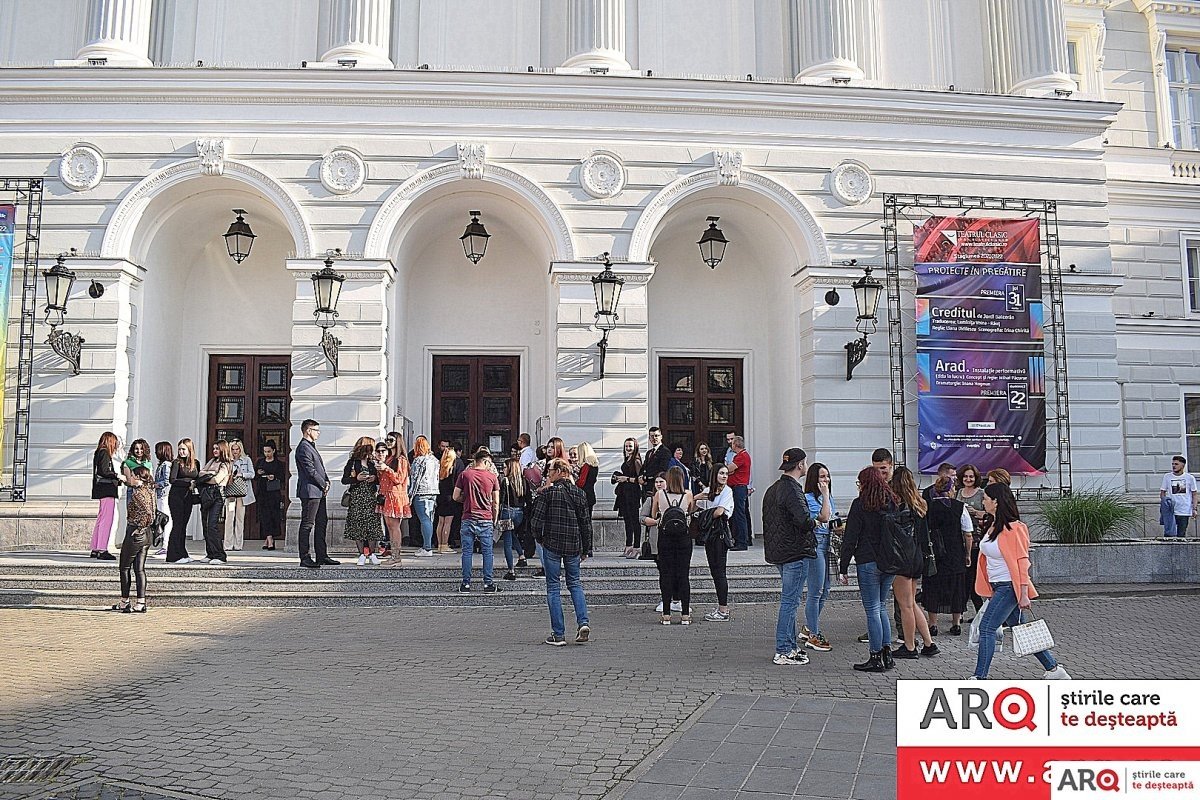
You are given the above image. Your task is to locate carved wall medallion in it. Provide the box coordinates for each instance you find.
[829,160,874,206]
[59,145,104,192]
[320,148,366,195]
[197,138,228,176]
[714,150,743,186]
[579,151,626,198]
[457,142,487,179]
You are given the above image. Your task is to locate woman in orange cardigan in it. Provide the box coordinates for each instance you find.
[973,482,1071,680]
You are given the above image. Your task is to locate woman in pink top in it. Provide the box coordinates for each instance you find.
[972,482,1071,680]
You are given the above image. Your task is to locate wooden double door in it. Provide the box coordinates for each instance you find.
[207,354,292,540]
[658,357,745,460]
[431,355,520,454]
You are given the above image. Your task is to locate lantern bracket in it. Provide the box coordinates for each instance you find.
[321,328,341,378]
[47,325,84,376]
[844,334,868,382]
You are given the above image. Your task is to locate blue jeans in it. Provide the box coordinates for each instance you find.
[731,485,750,548]
[413,495,436,550]
[974,581,1058,678]
[460,519,495,586]
[856,561,895,652]
[542,547,589,637]
[775,560,809,655]
[501,507,524,569]
[805,532,832,635]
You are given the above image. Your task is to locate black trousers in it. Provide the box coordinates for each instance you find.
[298,497,329,561]
[258,490,283,537]
[704,536,729,607]
[657,533,693,615]
[166,490,193,562]
[119,526,150,598]
[622,513,641,548]
[201,498,227,561]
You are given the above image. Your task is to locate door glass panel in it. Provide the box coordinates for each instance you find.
[258,429,288,456]
[259,364,288,391]
[483,397,511,425]
[482,364,513,392]
[667,399,694,426]
[217,397,244,424]
[709,399,735,425]
[215,429,243,445]
[218,364,245,391]
[708,431,729,458]
[441,365,470,392]
[258,397,287,424]
[443,431,469,448]
[666,366,694,393]
[441,397,469,425]
[707,367,735,394]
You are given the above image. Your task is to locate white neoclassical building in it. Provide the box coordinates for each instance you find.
[0,0,1197,548]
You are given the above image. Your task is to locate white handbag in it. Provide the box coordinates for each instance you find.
[968,599,1002,652]
[1011,605,1055,657]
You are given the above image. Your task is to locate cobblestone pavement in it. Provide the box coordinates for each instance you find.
[0,593,1192,800]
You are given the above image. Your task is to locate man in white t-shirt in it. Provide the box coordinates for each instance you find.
[1161,455,1199,538]
[518,433,536,470]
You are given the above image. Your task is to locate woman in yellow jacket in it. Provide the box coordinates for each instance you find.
[973,482,1071,680]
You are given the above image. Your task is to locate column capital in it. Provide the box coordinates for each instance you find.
[550,261,654,285]
[286,257,395,283]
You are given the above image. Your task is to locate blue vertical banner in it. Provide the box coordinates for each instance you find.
[912,216,1047,475]
[0,204,14,470]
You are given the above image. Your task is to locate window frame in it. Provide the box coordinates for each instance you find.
[1181,231,1200,315]
[1181,391,1200,476]
[1167,47,1200,150]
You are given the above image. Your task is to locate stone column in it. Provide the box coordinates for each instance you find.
[794,0,877,85]
[319,0,394,68]
[559,0,633,73]
[550,261,650,543]
[285,258,394,552]
[984,0,1077,97]
[74,0,153,66]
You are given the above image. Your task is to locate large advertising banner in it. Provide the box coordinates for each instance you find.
[897,680,1200,799]
[0,204,13,470]
[913,216,1047,475]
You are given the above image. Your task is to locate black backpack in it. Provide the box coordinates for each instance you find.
[875,506,923,577]
[659,493,690,537]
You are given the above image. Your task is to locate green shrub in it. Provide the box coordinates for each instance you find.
[1039,488,1140,544]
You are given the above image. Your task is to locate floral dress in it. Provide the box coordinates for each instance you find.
[377,457,412,519]
[343,459,381,543]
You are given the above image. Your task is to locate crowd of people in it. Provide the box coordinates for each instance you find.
[89,423,1073,678]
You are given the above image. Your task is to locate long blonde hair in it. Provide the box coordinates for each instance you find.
[576,442,599,468]
[890,466,927,518]
[504,457,526,499]
[438,447,458,480]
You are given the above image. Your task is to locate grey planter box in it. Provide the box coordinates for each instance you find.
[1030,540,1199,584]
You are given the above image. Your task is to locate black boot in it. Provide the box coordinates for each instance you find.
[853,651,886,673]
[881,645,895,671]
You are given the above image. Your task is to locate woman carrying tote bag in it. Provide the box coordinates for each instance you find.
[972,482,1071,680]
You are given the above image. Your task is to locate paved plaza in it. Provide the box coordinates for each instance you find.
[0,592,1193,800]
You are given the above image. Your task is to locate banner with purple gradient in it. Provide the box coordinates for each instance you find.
[0,205,13,469]
[914,217,1046,476]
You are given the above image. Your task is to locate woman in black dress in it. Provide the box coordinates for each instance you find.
[612,437,642,559]
[254,442,286,550]
[166,438,200,564]
[920,476,974,636]
[435,446,464,554]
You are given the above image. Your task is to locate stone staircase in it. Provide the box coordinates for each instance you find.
[0,549,863,609]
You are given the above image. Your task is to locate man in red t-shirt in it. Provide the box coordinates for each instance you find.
[726,436,752,550]
[453,449,501,593]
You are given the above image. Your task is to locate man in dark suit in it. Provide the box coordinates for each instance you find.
[295,418,339,569]
[639,426,672,499]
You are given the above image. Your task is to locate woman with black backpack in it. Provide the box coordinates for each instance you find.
[650,466,694,625]
[838,466,904,673]
[889,467,939,659]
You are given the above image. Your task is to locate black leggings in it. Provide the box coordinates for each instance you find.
[657,533,692,615]
[622,512,641,548]
[166,491,193,562]
[119,526,150,598]
[705,536,729,607]
[258,491,283,537]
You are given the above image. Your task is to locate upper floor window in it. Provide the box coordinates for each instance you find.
[1185,235,1200,313]
[1168,48,1200,150]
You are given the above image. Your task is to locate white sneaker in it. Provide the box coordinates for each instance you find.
[356,554,367,566]
[1044,665,1072,680]
[773,652,806,666]
[208,559,226,566]
[414,548,433,557]
[369,554,381,565]
[655,601,664,613]
[172,557,191,565]
[195,557,210,564]
[671,600,683,612]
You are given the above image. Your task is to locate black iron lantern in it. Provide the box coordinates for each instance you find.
[460,210,491,264]
[591,253,625,379]
[697,216,729,269]
[311,255,346,328]
[223,208,256,264]
[852,264,883,334]
[42,254,76,325]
